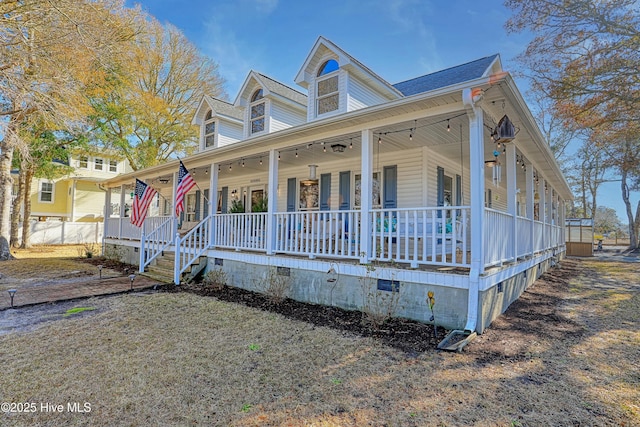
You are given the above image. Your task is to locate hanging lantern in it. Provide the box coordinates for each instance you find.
[494,115,515,143]
[485,150,502,186]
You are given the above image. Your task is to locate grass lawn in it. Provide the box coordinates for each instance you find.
[0,257,638,426]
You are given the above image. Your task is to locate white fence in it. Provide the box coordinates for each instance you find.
[19,221,103,245]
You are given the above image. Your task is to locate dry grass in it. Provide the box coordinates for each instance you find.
[0,256,638,426]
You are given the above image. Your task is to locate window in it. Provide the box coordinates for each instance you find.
[94,158,103,171]
[354,172,381,208]
[185,193,197,222]
[204,109,216,148]
[109,160,118,172]
[250,89,265,134]
[79,156,88,169]
[39,181,54,203]
[316,59,339,115]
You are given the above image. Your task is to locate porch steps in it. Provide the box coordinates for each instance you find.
[141,251,208,285]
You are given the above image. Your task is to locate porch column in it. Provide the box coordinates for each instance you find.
[172,169,179,241]
[266,149,278,255]
[119,184,126,239]
[506,144,517,261]
[70,180,77,222]
[466,102,485,274]
[359,129,374,263]
[526,164,534,256]
[209,162,219,248]
[538,177,546,250]
[103,187,112,253]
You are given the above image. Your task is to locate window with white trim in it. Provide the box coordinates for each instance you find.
[204,109,216,147]
[250,89,265,134]
[316,59,339,116]
[94,158,103,171]
[39,181,54,203]
[79,156,89,169]
[109,160,118,172]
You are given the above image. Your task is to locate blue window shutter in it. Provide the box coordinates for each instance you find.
[287,178,296,212]
[339,171,350,210]
[437,166,444,207]
[203,189,209,217]
[383,165,397,209]
[195,190,201,221]
[221,187,228,213]
[456,174,462,206]
[320,173,331,210]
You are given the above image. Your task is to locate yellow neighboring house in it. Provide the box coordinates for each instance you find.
[29,152,132,222]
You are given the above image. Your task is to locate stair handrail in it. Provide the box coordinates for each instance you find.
[139,216,174,273]
[174,214,211,285]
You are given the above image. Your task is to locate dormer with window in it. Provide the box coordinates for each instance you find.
[192,96,244,151]
[234,71,307,139]
[295,36,402,121]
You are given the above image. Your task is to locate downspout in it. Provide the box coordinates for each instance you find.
[462,87,485,334]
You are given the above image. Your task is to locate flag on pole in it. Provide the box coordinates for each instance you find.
[131,179,157,227]
[175,160,196,217]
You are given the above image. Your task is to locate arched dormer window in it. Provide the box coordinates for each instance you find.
[250,89,265,134]
[316,59,339,115]
[204,109,216,148]
[317,59,339,77]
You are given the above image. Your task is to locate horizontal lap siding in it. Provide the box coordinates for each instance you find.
[217,121,243,148]
[270,102,306,133]
[346,77,388,111]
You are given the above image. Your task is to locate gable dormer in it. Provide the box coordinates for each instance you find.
[192,96,244,151]
[295,36,403,121]
[234,71,307,139]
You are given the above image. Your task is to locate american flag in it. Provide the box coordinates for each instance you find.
[131,179,157,227]
[175,161,196,216]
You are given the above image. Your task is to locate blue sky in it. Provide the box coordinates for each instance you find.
[127,0,636,224]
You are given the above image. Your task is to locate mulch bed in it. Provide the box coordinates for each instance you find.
[165,282,447,355]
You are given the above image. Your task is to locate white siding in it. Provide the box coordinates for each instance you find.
[346,76,389,112]
[217,120,243,148]
[270,102,306,133]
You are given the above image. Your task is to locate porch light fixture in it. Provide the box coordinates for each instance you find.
[158,177,170,184]
[301,164,319,186]
[7,289,17,309]
[493,114,516,143]
[331,144,346,153]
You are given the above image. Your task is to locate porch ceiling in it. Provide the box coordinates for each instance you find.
[104,74,571,200]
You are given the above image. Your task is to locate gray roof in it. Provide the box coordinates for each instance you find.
[393,54,499,96]
[207,97,244,120]
[256,72,308,106]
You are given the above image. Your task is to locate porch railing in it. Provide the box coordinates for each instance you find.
[516,215,533,258]
[104,217,141,240]
[212,213,268,251]
[370,207,470,268]
[139,216,174,273]
[484,208,515,267]
[175,214,211,284]
[533,220,545,252]
[274,210,362,259]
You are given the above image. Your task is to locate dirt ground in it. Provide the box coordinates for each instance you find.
[0,245,638,425]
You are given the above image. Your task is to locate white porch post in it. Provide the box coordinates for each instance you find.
[526,165,534,256]
[463,88,485,333]
[172,169,179,239]
[70,180,77,222]
[208,162,218,248]
[119,184,126,239]
[506,144,517,261]
[538,177,546,250]
[104,187,112,238]
[266,149,278,255]
[172,169,180,285]
[360,129,374,263]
